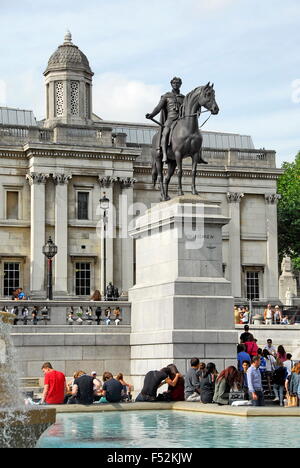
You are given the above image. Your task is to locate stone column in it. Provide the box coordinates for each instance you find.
[26,173,49,295]
[264,194,281,300]
[227,192,244,299]
[119,178,137,295]
[98,176,117,292]
[53,174,72,296]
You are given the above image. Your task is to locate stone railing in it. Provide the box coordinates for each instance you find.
[0,122,277,169]
[201,148,276,168]
[136,147,276,170]
[0,125,30,139]
[0,123,128,149]
[0,300,131,326]
[0,125,53,144]
[228,148,276,168]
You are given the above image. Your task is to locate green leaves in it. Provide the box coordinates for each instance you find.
[277,152,300,270]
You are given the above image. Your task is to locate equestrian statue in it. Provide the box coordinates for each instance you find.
[146,78,219,201]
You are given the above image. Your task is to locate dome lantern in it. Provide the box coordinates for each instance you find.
[44,32,93,127]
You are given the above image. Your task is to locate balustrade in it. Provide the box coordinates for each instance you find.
[0,300,131,327]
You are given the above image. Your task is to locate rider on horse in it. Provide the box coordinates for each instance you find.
[146,77,185,163]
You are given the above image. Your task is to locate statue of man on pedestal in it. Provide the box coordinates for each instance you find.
[146,77,185,163]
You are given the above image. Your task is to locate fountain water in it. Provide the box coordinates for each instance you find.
[0,311,56,448]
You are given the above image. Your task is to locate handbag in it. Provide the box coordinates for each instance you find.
[287,394,299,408]
[229,389,245,405]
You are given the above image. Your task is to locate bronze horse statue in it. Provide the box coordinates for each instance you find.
[151,83,219,201]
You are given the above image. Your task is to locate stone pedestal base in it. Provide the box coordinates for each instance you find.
[129,196,238,390]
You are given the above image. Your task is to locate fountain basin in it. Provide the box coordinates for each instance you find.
[0,407,56,448]
[0,311,56,448]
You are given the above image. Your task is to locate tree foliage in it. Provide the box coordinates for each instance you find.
[277,152,300,270]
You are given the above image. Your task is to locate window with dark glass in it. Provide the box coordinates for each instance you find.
[246,271,260,300]
[3,263,20,297]
[6,191,19,219]
[77,192,89,220]
[75,262,91,296]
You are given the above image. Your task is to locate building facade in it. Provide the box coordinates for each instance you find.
[0,33,282,302]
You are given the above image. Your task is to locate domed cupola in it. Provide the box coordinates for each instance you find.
[44,31,94,127]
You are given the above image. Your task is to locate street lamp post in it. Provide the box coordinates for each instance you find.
[42,236,58,300]
[100,193,110,299]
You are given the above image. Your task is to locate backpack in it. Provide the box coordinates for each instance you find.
[273,367,286,385]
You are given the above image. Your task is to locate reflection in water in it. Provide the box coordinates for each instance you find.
[37,411,300,449]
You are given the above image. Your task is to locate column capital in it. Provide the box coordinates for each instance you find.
[53,174,72,185]
[98,176,118,188]
[265,193,281,204]
[118,177,137,189]
[227,192,244,203]
[26,172,50,186]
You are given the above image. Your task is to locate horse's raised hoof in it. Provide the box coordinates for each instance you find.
[198,156,208,164]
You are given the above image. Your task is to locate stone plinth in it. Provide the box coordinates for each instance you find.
[129,196,238,389]
[279,256,297,305]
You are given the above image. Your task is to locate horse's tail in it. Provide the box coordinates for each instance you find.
[152,152,158,187]
[151,133,159,187]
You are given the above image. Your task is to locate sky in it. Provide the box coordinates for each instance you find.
[0,0,299,166]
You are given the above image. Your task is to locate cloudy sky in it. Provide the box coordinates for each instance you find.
[0,0,299,166]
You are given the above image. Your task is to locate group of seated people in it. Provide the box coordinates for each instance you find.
[136,355,300,407]
[40,362,132,406]
[135,360,244,405]
[40,349,300,408]
[65,370,133,405]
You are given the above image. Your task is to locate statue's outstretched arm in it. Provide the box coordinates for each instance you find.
[146,96,166,119]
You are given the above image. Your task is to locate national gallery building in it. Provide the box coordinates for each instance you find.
[0,33,282,302]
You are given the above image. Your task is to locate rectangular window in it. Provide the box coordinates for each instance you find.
[77,192,89,220]
[6,191,19,220]
[246,271,260,300]
[75,262,91,296]
[3,262,20,297]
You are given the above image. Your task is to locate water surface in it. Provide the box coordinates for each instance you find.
[37,411,300,448]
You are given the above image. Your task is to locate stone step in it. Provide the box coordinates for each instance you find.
[20,377,41,388]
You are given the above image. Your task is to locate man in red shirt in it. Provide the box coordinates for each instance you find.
[41,362,66,405]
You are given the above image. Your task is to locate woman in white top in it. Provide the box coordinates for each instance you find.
[263,349,276,394]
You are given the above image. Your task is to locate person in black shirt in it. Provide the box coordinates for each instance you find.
[101,372,123,403]
[71,372,101,405]
[135,367,172,402]
[240,325,253,344]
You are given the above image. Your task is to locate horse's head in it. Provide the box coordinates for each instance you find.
[200,82,219,115]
